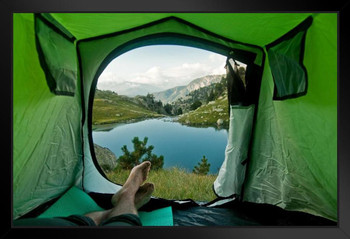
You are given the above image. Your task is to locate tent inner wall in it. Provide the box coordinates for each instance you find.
[13,14,84,219]
[243,14,337,221]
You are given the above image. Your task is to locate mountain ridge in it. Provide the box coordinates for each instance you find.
[152,74,224,104]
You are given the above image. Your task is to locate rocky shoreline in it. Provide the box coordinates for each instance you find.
[93,144,118,173]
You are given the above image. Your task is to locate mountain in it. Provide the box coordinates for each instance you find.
[152,74,224,104]
[97,81,162,97]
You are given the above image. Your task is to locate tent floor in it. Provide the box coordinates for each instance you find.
[89,192,336,226]
[20,191,336,227]
[171,201,336,226]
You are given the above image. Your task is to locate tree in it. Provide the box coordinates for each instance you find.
[117,137,164,170]
[164,103,173,115]
[193,155,211,175]
[215,82,224,96]
[118,145,137,170]
[190,100,202,111]
[207,89,216,102]
[146,93,155,102]
[176,107,183,115]
[220,76,227,85]
[146,151,164,170]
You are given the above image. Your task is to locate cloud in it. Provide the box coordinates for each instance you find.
[98,71,125,84]
[97,81,162,96]
[97,51,227,96]
[209,53,225,62]
[211,66,226,75]
[127,63,208,88]
[131,66,164,84]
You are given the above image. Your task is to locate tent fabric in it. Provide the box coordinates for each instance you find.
[268,30,308,99]
[81,136,121,194]
[13,13,83,219]
[226,58,248,105]
[267,16,312,100]
[49,13,312,47]
[13,13,337,222]
[35,14,78,96]
[213,105,255,198]
[243,14,337,221]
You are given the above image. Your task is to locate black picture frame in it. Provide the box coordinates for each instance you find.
[2,0,349,238]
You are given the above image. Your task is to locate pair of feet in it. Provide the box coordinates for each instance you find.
[85,161,154,225]
[111,161,154,209]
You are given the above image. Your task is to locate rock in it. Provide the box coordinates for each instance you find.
[94,144,118,172]
[217,118,224,125]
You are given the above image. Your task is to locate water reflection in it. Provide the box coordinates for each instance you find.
[92,117,228,174]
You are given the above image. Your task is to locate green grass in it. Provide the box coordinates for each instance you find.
[92,93,163,125]
[106,167,218,202]
[177,94,229,127]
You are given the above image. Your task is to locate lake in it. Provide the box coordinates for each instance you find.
[92,118,228,174]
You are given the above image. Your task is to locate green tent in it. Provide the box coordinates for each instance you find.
[13,13,337,224]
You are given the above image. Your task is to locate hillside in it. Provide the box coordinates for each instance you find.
[177,93,229,128]
[92,90,164,125]
[92,73,234,127]
[152,74,224,104]
[151,85,186,104]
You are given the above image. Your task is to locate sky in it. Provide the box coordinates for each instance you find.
[97,45,227,96]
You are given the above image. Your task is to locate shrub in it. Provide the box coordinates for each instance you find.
[193,155,211,175]
[117,136,164,170]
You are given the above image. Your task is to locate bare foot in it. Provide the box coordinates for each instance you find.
[128,161,151,185]
[111,182,154,208]
[111,161,151,205]
[135,183,154,209]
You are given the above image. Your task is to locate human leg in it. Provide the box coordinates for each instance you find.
[13,216,95,227]
[85,161,153,226]
[85,182,154,225]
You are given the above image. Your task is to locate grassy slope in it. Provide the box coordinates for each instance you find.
[92,91,163,125]
[107,167,217,202]
[177,94,229,127]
